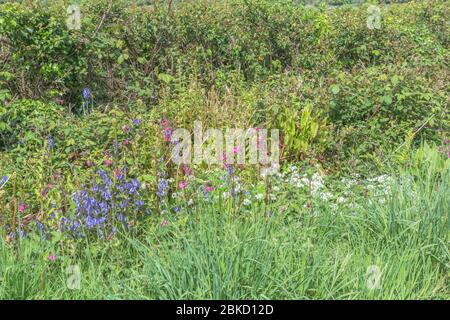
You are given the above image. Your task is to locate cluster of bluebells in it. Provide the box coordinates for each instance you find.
[60,169,147,239]
[157,178,169,198]
[4,224,27,240]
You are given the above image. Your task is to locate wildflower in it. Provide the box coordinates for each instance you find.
[48,254,56,261]
[232,146,240,155]
[187,199,194,206]
[243,198,252,206]
[123,139,130,146]
[105,159,112,167]
[82,87,91,100]
[55,98,64,105]
[160,119,170,127]
[225,164,233,175]
[122,125,129,134]
[114,167,122,179]
[47,134,55,150]
[19,203,26,213]
[164,127,172,142]
[136,200,144,208]
[202,184,214,197]
[132,119,142,126]
[35,220,45,235]
[182,165,192,176]
[19,230,26,239]
[156,179,169,198]
[173,206,180,213]
[178,180,188,189]
[0,175,8,188]
[255,193,264,201]
[161,219,168,226]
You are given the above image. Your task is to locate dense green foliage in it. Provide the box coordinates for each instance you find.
[0,0,448,165]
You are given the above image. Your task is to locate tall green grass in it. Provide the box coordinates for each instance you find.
[0,154,448,299]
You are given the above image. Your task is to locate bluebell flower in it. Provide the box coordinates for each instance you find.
[132,119,142,126]
[19,230,27,239]
[83,87,91,100]
[0,175,9,188]
[136,200,144,208]
[62,170,146,239]
[35,220,45,234]
[47,134,55,150]
[117,213,127,227]
[156,178,169,198]
[98,170,112,187]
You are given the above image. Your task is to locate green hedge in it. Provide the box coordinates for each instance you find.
[0,0,448,167]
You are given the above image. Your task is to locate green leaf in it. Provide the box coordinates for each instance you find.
[381,95,393,105]
[158,73,174,84]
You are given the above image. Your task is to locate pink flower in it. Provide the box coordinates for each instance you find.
[19,203,25,213]
[204,185,215,193]
[182,165,192,176]
[160,119,170,127]
[48,254,56,261]
[163,127,172,142]
[41,183,53,197]
[123,139,130,146]
[105,159,112,167]
[122,125,129,133]
[114,167,121,178]
[178,180,188,189]
[232,146,240,155]
[161,219,168,227]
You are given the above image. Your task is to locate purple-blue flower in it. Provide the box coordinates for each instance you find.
[47,134,55,150]
[0,175,8,188]
[83,87,91,100]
